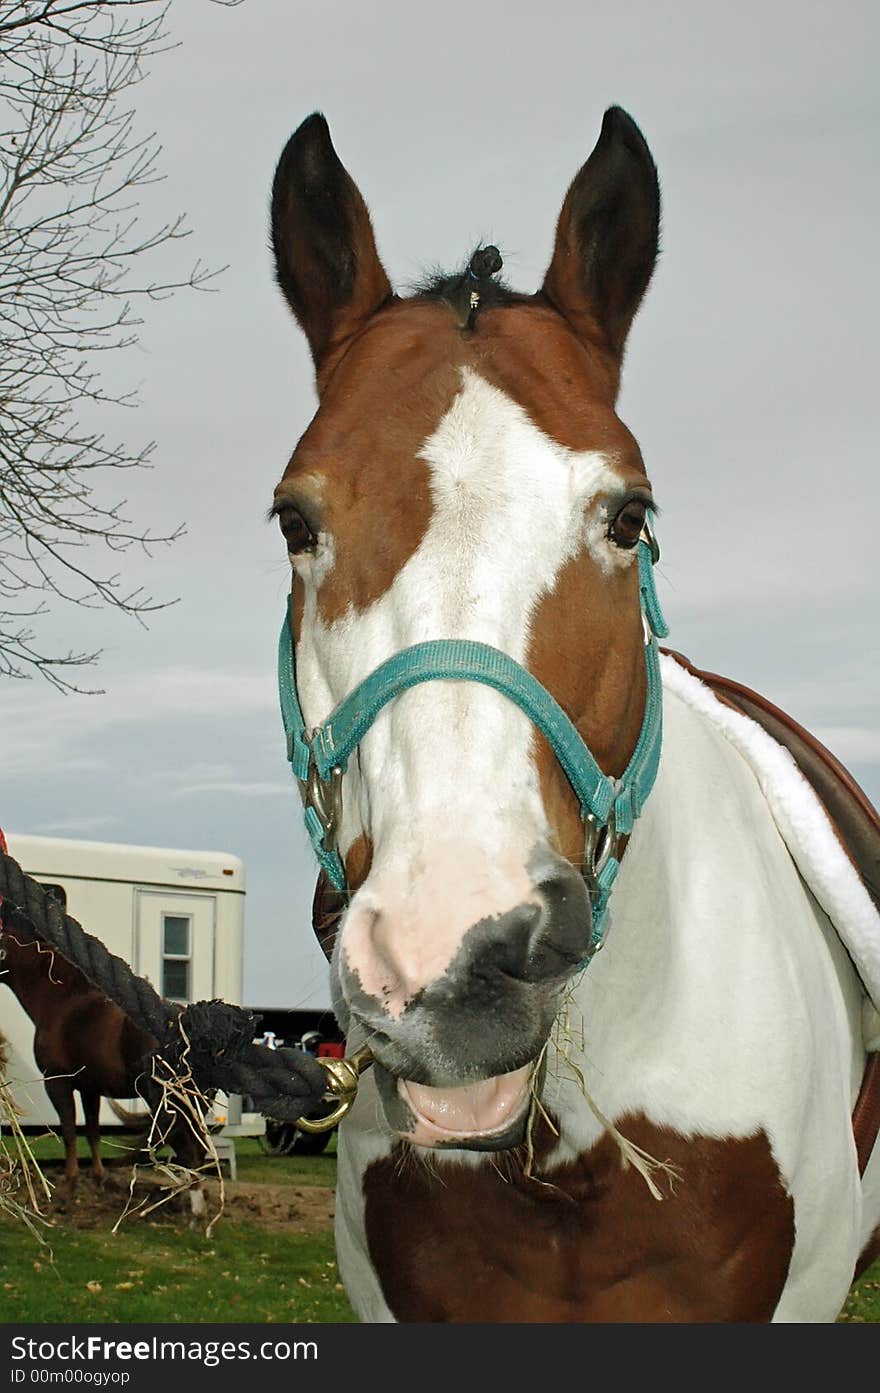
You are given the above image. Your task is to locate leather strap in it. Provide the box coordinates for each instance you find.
[853,1054,880,1176]
[312,873,345,964]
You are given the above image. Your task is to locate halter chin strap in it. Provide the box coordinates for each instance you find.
[278,518,668,960]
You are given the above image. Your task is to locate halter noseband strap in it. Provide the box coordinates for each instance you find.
[278,518,668,961]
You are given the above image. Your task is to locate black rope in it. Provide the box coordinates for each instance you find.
[0,849,328,1123]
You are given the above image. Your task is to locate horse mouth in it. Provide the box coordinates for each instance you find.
[396,1064,534,1150]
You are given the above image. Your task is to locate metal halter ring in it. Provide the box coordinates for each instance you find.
[640,516,661,565]
[305,762,344,853]
[295,1045,374,1133]
[582,805,619,901]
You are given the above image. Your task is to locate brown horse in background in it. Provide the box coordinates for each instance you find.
[0,927,207,1199]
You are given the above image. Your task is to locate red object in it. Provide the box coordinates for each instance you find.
[317,1042,344,1059]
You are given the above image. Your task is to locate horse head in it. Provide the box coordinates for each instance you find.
[271,108,661,1150]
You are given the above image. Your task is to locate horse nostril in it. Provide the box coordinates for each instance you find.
[489,902,547,981]
[534,866,593,970]
[482,873,591,985]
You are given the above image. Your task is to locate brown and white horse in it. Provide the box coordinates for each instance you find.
[269,108,880,1321]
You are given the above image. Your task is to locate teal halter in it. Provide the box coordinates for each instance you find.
[278,519,668,959]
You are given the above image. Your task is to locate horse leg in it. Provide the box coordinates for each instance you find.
[44,1076,79,1185]
[189,1181,207,1217]
[81,1091,105,1185]
[176,1129,207,1217]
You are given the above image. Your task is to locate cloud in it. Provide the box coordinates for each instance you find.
[811,727,880,767]
[172,780,292,798]
[0,665,277,779]
[29,814,118,836]
[130,669,277,720]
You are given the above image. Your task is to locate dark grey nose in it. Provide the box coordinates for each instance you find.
[476,866,591,985]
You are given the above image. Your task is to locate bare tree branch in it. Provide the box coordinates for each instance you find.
[0,1,238,690]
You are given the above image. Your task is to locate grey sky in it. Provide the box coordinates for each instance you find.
[2,0,878,1008]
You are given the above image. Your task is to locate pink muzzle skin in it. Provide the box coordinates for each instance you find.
[399,1064,534,1149]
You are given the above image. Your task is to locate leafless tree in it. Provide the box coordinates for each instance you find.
[0,1,241,690]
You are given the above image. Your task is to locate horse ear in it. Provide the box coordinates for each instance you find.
[542,107,660,362]
[271,113,392,375]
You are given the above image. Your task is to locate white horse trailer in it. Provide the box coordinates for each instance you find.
[0,832,258,1135]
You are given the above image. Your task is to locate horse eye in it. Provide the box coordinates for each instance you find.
[278,506,317,555]
[609,499,647,549]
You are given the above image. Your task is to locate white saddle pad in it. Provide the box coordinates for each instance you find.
[660,654,880,1045]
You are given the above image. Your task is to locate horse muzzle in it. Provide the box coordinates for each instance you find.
[331,878,586,1147]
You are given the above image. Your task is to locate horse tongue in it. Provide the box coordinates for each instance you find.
[401,1065,531,1141]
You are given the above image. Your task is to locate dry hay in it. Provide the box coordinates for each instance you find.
[0,1029,54,1243]
[521,986,681,1200]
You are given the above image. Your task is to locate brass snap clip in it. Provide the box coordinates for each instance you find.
[295,1044,374,1133]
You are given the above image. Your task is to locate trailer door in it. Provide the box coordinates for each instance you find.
[134,890,217,1005]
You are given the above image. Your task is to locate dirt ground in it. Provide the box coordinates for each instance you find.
[28,1166,336,1235]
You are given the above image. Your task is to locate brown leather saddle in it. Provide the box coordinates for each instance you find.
[311,651,880,1174]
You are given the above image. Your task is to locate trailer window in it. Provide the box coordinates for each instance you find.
[162,914,191,1002]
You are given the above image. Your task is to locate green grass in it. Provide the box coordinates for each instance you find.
[233,1135,338,1187]
[1,1130,352,1323]
[0,1215,355,1323]
[14,1130,339,1188]
[840,1258,880,1323]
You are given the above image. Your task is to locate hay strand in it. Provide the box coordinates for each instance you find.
[0,1035,54,1244]
[526,993,682,1201]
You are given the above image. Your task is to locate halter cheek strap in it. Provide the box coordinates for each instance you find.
[278,519,668,960]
